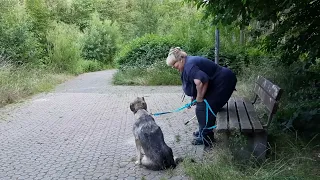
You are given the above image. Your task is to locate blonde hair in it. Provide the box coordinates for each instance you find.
[166,47,187,66]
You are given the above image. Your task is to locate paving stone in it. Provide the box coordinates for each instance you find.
[0,70,202,180]
[74,174,85,179]
[93,172,105,178]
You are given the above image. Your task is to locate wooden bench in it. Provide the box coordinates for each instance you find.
[215,76,283,161]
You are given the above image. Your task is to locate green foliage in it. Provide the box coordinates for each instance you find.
[78,60,104,73]
[0,64,71,107]
[70,0,95,31]
[115,34,184,68]
[147,62,181,85]
[237,57,320,140]
[113,62,181,86]
[157,2,214,55]
[113,66,148,85]
[47,0,95,31]
[46,21,83,74]
[134,0,159,37]
[263,1,320,69]
[170,11,214,55]
[94,0,119,22]
[186,0,320,70]
[47,0,73,25]
[96,0,138,42]
[25,0,50,43]
[82,12,120,64]
[184,0,283,28]
[183,132,319,180]
[25,0,51,61]
[0,1,42,64]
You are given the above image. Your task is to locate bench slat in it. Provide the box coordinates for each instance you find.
[256,76,282,100]
[243,97,264,132]
[254,84,279,113]
[216,104,228,133]
[235,98,253,133]
[228,97,240,131]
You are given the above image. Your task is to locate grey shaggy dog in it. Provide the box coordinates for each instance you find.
[130,97,181,170]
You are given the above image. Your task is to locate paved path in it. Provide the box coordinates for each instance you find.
[0,70,203,180]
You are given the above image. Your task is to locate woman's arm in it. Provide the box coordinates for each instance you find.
[194,79,208,102]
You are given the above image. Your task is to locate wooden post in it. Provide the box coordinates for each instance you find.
[215,28,220,64]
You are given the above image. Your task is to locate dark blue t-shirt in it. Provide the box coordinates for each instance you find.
[181,56,222,97]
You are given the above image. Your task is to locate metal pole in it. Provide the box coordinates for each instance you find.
[215,28,220,64]
[240,29,244,45]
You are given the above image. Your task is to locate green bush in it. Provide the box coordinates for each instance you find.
[146,61,181,85]
[82,12,120,64]
[78,60,103,73]
[46,21,83,74]
[0,64,71,107]
[237,57,320,140]
[169,13,214,55]
[113,62,180,86]
[0,1,42,64]
[115,34,184,68]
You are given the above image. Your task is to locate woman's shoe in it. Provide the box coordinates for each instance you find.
[191,136,204,145]
[191,133,215,147]
[193,131,200,137]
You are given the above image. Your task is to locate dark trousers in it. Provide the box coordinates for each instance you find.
[196,67,237,135]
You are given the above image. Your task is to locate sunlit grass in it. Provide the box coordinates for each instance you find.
[112,63,181,86]
[0,65,72,107]
[183,133,319,180]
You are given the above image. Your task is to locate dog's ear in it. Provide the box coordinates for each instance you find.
[130,103,135,112]
[142,96,145,101]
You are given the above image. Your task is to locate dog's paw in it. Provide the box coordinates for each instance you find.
[174,156,184,164]
[135,160,141,165]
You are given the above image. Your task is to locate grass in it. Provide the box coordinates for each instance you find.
[175,134,181,143]
[112,63,181,86]
[0,65,72,107]
[183,133,319,180]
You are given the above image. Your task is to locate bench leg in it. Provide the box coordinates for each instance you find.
[217,131,268,163]
[252,131,268,162]
[219,132,229,148]
[234,131,268,163]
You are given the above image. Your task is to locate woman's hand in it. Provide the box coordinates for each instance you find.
[188,97,196,109]
[194,79,208,102]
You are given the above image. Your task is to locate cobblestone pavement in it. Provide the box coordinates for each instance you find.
[0,70,204,180]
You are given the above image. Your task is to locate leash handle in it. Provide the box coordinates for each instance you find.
[184,115,196,125]
[152,112,171,116]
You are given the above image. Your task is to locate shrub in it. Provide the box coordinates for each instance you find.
[0,64,71,107]
[82,12,120,64]
[237,57,320,141]
[46,21,83,74]
[113,62,180,86]
[0,1,42,64]
[78,60,103,73]
[115,34,184,68]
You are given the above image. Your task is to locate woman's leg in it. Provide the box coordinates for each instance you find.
[191,101,217,146]
[192,68,237,146]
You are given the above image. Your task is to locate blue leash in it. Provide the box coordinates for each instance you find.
[151,100,197,116]
[152,99,217,145]
[200,100,217,145]
[152,99,217,130]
